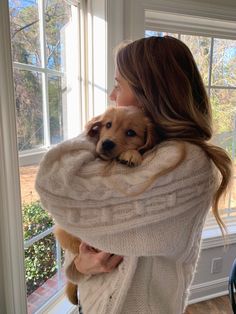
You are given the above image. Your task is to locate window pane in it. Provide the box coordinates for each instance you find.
[45,0,72,71]
[145,30,178,38]
[25,235,64,312]
[20,165,66,312]
[212,38,236,87]
[9,0,40,66]
[211,89,236,221]
[48,75,64,144]
[14,69,44,151]
[180,35,211,85]
[211,89,236,155]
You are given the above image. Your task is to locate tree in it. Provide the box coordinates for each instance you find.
[9,0,70,150]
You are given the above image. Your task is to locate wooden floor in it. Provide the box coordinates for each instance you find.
[185,295,233,314]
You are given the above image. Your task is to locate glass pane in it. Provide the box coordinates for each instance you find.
[25,235,65,312]
[180,35,211,85]
[20,166,66,313]
[14,69,44,151]
[145,30,178,38]
[45,0,72,71]
[211,89,236,156]
[9,0,40,66]
[212,38,236,87]
[48,75,64,144]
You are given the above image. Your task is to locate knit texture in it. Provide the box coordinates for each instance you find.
[35,133,219,314]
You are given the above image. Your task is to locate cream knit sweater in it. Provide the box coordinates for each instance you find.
[35,133,219,314]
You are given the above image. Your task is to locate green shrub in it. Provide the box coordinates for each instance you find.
[23,201,60,295]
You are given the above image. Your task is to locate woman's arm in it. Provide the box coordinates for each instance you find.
[35,134,217,257]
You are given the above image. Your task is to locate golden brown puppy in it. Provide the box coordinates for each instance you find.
[86,106,156,166]
[54,226,81,304]
[55,106,156,304]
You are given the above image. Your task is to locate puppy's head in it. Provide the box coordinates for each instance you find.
[86,106,156,160]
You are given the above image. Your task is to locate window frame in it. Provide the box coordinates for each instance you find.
[0,0,27,312]
[145,17,236,236]
[0,0,108,312]
[13,0,82,166]
[145,29,236,230]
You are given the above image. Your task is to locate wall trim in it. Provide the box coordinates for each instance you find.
[124,0,236,39]
[0,1,27,313]
[188,277,229,304]
[145,10,236,39]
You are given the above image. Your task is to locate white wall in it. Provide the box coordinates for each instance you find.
[190,244,236,302]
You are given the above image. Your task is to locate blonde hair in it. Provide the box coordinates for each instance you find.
[115,36,233,236]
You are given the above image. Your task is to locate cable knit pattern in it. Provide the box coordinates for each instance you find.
[35,133,219,314]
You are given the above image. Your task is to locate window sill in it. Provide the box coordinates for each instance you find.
[19,147,49,166]
[201,224,236,249]
[35,289,77,314]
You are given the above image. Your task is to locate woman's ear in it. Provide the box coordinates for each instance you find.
[139,118,157,154]
[85,115,103,139]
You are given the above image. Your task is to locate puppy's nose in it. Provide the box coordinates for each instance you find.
[102,139,116,151]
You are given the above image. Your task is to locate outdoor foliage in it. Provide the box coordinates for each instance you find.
[9,0,70,150]
[146,31,236,157]
[23,201,57,295]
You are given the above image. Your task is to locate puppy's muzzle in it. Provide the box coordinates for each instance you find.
[102,139,116,152]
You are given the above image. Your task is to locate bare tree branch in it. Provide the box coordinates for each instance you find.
[12,19,39,39]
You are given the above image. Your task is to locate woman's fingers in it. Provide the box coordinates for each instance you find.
[75,241,124,275]
[80,242,100,254]
[105,255,124,272]
[96,252,123,272]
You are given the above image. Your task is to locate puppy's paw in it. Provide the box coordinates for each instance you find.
[118,150,142,167]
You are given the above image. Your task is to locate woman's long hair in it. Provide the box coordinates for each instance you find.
[115,36,233,236]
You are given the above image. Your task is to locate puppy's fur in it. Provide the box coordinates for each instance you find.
[86,106,156,166]
[55,106,156,304]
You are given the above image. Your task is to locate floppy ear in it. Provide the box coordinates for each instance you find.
[85,115,103,139]
[139,118,157,154]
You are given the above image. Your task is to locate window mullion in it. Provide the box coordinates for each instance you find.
[13,61,64,77]
[38,0,50,147]
[208,37,214,97]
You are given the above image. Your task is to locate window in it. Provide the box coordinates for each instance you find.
[8,0,82,312]
[9,0,82,164]
[2,0,107,312]
[145,11,236,234]
[8,0,81,311]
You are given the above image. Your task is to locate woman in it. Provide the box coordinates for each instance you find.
[36,36,232,314]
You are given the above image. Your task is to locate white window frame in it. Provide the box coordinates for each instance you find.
[16,0,82,167]
[0,0,27,312]
[145,13,236,234]
[0,0,108,312]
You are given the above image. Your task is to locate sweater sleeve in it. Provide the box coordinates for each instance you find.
[35,133,218,257]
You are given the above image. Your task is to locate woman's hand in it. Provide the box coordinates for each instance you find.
[74,241,123,275]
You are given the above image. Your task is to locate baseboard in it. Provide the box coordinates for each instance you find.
[188,276,229,304]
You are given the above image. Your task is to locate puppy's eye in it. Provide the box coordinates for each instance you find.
[126,129,136,137]
[106,122,112,128]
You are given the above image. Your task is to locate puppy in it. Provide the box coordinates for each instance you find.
[86,106,156,166]
[55,106,156,304]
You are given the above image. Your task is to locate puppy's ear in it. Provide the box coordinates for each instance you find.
[85,115,102,139]
[139,118,157,154]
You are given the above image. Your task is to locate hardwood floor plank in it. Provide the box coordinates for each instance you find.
[185,295,233,314]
